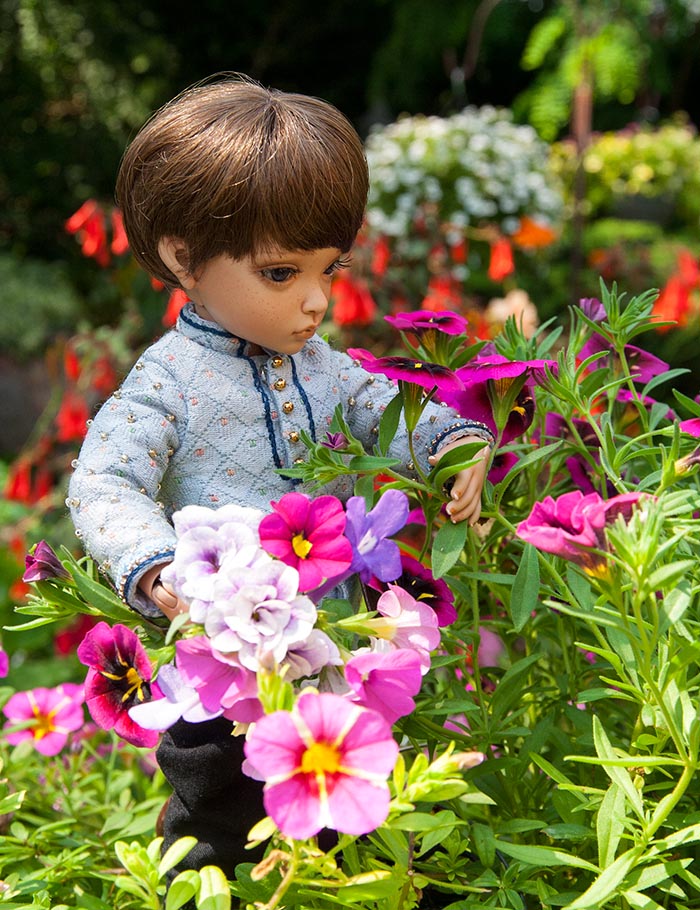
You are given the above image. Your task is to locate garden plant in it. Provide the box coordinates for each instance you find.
[2,275,700,908]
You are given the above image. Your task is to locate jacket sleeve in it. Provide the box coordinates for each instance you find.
[67,355,186,617]
[327,348,494,475]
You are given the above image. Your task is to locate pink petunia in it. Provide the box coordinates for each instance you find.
[369,584,441,670]
[258,493,353,592]
[244,690,398,839]
[175,636,262,723]
[77,622,159,748]
[3,683,85,756]
[345,648,423,723]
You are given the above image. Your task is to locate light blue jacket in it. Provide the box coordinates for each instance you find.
[68,304,490,616]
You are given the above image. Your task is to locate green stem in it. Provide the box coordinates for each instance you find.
[259,840,300,910]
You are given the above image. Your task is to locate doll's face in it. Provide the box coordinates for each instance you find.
[181,247,349,354]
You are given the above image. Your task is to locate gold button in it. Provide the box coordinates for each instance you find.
[271,356,284,368]
[274,378,287,391]
[282,401,294,414]
[294,457,305,464]
[289,431,300,443]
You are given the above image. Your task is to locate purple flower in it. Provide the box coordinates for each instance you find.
[282,630,343,681]
[77,622,158,748]
[347,348,463,393]
[23,540,70,583]
[384,309,468,336]
[345,490,409,583]
[128,662,221,730]
[162,507,269,623]
[207,559,317,671]
[578,297,607,322]
[516,490,648,572]
[175,636,262,723]
[321,431,349,450]
[488,450,519,484]
[244,690,399,838]
[345,648,423,723]
[258,493,353,592]
[3,683,85,756]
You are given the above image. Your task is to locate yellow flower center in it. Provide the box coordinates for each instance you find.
[301,741,341,774]
[32,712,55,740]
[122,666,145,703]
[292,533,313,560]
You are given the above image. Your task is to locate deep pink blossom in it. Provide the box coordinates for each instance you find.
[23,540,70,583]
[3,683,85,756]
[175,636,262,723]
[128,662,221,731]
[0,648,8,678]
[579,335,668,383]
[77,622,158,748]
[516,490,647,571]
[370,553,456,626]
[384,310,468,336]
[345,648,423,723]
[244,690,398,838]
[258,493,353,592]
[347,349,463,393]
[680,418,700,437]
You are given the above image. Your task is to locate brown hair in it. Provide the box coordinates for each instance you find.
[115,74,369,288]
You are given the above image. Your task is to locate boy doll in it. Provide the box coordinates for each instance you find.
[68,74,494,876]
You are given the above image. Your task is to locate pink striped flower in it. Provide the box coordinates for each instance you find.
[244,690,398,839]
[3,683,85,756]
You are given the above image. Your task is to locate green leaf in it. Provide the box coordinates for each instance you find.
[509,543,540,632]
[197,865,231,910]
[166,871,201,910]
[159,837,198,877]
[494,840,597,871]
[563,847,644,910]
[591,716,645,822]
[378,391,403,455]
[347,455,400,474]
[431,519,467,578]
[597,783,626,868]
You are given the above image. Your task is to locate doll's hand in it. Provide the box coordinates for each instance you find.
[138,563,190,622]
[428,436,491,525]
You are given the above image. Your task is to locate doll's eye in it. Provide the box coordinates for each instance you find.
[326,256,352,276]
[261,267,297,283]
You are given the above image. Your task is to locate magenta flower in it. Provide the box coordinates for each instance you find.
[370,553,457,626]
[680,418,700,437]
[579,335,668,383]
[345,648,423,723]
[77,622,158,748]
[3,683,85,756]
[258,493,353,592]
[371,584,441,669]
[0,647,8,678]
[321,431,350,451]
[578,297,607,323]
[345,490,409,583]
[244,690,399,838]
[23,540,71,583]
[516,490,647,572]
[384,310,468,336]
[175,636,262,723]
[347,348,463,393]
[128,662,221,731]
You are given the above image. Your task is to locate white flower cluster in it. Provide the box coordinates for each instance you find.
[365,105,563,238]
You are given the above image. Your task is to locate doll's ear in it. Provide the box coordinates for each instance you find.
[158,237,197,289]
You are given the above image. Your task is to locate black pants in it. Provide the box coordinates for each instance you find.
[156,716,267,879]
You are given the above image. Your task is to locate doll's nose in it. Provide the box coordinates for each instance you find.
[302,284,329,318]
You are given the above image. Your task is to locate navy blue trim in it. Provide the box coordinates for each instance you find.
[180,305,236,339]
[428,420,495,458]
[290,357,316,443]
[238,340,283,469]
[123,548,176,608]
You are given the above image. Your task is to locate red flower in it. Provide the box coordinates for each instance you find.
[55,391,90,443]
[66,199,110,266]
[110,209,129,255]
[450,237,468,264]
[511,216,556,249]
[652,276,692,331]
[163,288,188,327]
[331,273,377,326]
[5,460,32,503]
[488,237,515,281]
[677,248,700,287]
[55,615,98,657]
[63,347,81,382]
[371,236,391,277]
[420,275,462,312]
[90,356,117,396]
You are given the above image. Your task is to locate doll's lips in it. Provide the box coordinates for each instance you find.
[296,325,319,338]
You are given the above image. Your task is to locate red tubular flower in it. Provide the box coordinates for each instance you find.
[371,236,391,277]
[331,273,377,326]
[77,622,158,748]
[55,391,90,443]
[652,276,692,331]
[65,199,99,234]
[5,460,32,503]
[488,237,515,281]
[90,356,117,396]
[66,199,110,266]
[511,216,556,249]
[420,275,462,312]
[63,347,81,382]
[163,288,188,327]
[110,209,129,255]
